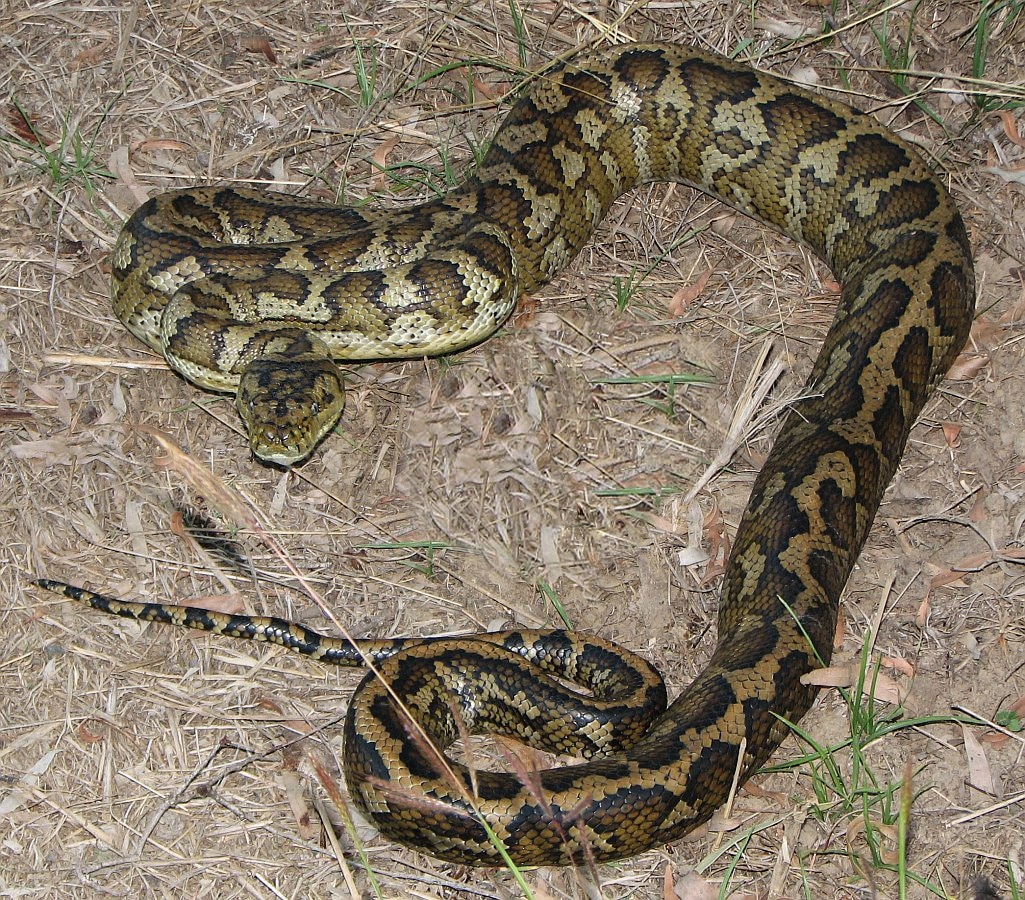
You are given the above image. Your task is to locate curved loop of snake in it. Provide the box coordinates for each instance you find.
[42,44,974,865]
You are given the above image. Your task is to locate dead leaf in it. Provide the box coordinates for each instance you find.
[833,609,846,650]
[169,509,191,545]
[923,565,969,604]
[846,815,898,864]
[76,721,106,744]
[180,593,245,615]
[645,512,687,535]
[755,15,819,38]
[5,102,45,145]
[241,32,278,64]
[370,134,401,189]
[881,655,915,677]
[999,110,1025,148]
[962,724,996,795]
[916,593,931,627]
[26,382,62,406]
[473,75,511,101]
[73,37,113,68]
[969,490,988,523]
[802,663,906,704]
[130,138,192,154]
[803,664,856,688]
[946,353,988,381]
[108,144,149,205]
[671,871,718,900]
[280,769,319,840]
[702,498,729,579]
[9,437,100,467]
[941,422,962,448]
[667,269,712,316]
[970,316,1003,346]
[674,498,710,568]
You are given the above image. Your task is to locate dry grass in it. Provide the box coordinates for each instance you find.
[2,1,1024,897]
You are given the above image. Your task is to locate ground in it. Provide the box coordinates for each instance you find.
[2,1,1024,898]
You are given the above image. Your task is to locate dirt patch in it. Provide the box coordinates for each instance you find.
[2,2,1023,898]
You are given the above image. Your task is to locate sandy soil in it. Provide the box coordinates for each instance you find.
[2,1,1023,897]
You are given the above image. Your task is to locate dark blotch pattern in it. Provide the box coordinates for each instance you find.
[76,40,977,867]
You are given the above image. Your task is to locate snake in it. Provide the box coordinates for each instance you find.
[38,43,974,866]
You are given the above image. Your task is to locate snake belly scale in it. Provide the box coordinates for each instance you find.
[46,43,973,865]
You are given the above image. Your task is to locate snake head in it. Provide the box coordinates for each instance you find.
[236,336,346,467]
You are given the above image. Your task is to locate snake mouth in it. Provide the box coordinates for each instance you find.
[242,414,335,467]
[248,435,310,468]
[237,394,341,467]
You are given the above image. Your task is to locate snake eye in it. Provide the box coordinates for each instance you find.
[310,401,320,416]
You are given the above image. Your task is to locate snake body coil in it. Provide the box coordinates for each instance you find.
[49,44,973,865]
